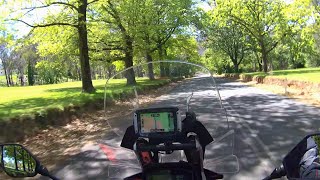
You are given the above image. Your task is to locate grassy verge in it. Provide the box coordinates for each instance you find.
[0,78,170,121]
[244,67,320,83]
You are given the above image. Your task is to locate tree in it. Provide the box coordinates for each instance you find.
[91,0,140,85]
[32,25,81,82]
[0,42,11,86]
[22,44,39,86]
[270,0,315,69]
[205,22,249,73]
[134,0,194,78]
[216,0,288,72]
[11,50,26,86]
[0,34,19,87]
[8,0,99,92]
[92,0,195,83]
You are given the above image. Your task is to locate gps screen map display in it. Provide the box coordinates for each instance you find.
[140,112,175,133]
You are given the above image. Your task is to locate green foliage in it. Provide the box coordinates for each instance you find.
[202,49,232,74]
[203,20,249,73]
[0,0,320,89]
[166,35,200,62]
[201,0,319,73]
[35,60,67,84]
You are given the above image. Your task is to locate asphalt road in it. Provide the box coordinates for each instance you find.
[39,76,320,180]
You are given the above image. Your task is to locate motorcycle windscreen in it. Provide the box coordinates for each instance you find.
[101,61,239,179]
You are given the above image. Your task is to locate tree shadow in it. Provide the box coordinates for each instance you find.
[214,77,320,179]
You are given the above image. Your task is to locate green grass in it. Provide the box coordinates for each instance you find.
[0,78,169,121]
[244,67,320,83]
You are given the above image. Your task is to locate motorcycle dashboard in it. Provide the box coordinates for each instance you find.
[133,107,181,138]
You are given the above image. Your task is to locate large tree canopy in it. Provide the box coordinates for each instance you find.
[0,0,319,88]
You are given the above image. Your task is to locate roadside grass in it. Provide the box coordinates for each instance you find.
[244,67,320,83]
[0,78,169,121]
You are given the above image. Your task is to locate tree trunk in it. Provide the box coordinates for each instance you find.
[9,73,13,86]
[27,60,35,86]
[78,0,95,93]
[124,55,136,85]
[137,66,144,77]
[13,147,18,171]
[107,65,113,79]
[77,67,81,80]
[99,67,103,79]
[144,33,155,80]
[124,37,136,85]
[230,56,239,73]
[233,62,239,73]
[146,52,155,80]
[269,58,273,71]
[262,52,268,72]
[258,62,262,72]
[260,42,268,73]
[164,49,170,76]
[20,73,24,86]
[158,46,166,77]
[22,150,26,171]
[3,64,9,87]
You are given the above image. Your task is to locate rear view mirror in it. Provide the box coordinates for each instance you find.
[0,144,38,177]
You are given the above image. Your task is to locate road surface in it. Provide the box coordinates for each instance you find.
[41,76,320,180]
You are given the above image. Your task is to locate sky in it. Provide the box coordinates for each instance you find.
[1,1,61,39]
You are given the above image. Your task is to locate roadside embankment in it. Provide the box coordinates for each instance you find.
[223,72,320,106]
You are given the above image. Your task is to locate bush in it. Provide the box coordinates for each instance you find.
[240,74,253,82]
[253,75,266,83]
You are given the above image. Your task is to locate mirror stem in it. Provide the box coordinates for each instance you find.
[38,165,59,180]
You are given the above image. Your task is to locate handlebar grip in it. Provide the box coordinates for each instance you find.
[262,165,286,180]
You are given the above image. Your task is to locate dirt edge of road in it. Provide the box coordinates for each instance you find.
[221,74,320,107]
[234,79,320,107]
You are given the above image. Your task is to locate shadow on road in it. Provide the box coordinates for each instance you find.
[216,77,320,179]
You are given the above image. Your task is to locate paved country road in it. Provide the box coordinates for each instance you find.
[40,77,320,180]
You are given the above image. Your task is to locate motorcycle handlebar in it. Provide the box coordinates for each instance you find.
[137,143,196,151]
